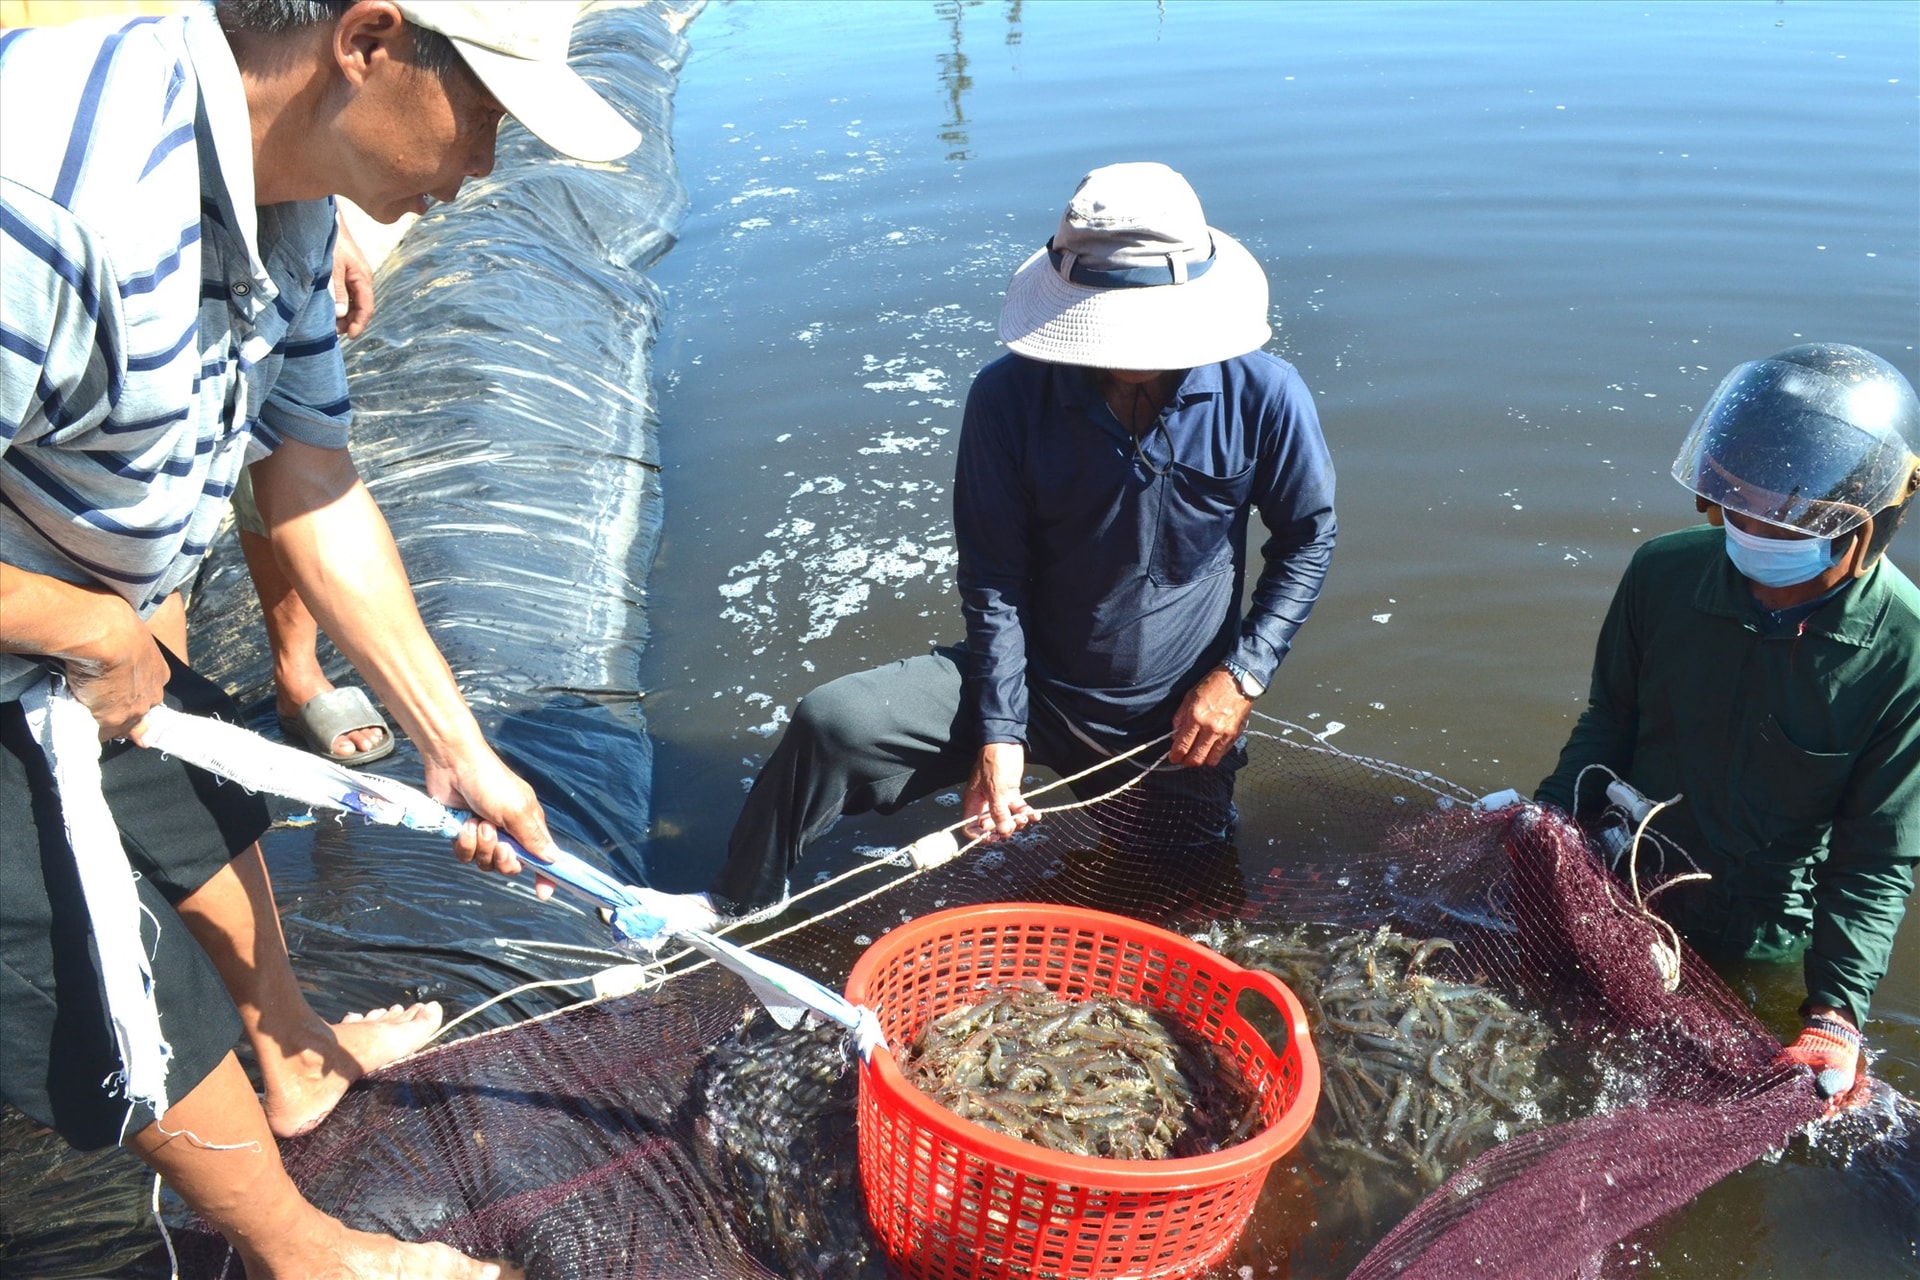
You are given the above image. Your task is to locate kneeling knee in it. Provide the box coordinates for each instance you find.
[786,682,869,756]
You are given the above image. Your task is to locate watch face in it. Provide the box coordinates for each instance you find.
[1225,663,1262,698]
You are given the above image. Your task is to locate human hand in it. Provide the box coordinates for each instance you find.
[331,212,375,338]
[1168,667,1252,767]
[426,747,557,900]
[961,742,1036,840]
[63,595,171,742]
[1779,1012,1867,1110]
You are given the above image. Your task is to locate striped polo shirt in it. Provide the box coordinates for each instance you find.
[0,5,351,702]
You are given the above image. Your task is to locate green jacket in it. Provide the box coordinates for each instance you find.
[1537,525,1920,1026]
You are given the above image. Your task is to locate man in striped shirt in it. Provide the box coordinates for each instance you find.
[1,2,637,1273]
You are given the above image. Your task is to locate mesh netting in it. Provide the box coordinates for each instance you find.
[165,716,1906,1278]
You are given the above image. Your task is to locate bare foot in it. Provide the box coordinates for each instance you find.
[261,1002,443,1139]
[252,1216,521,1279]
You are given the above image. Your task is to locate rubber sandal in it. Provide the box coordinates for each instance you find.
[278,686,396,767]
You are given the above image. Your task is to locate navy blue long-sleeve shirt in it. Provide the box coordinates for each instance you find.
[954,352,1336,747]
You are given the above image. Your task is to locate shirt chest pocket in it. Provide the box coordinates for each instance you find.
[1149,459,1253,586]
[1742,714,1853,833]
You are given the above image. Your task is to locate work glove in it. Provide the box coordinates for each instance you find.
[1780,1015,1865,1106]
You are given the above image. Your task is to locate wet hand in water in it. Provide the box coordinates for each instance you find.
[962,741,1036,840]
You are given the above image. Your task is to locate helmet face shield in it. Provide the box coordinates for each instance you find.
[1671,353,1920,538]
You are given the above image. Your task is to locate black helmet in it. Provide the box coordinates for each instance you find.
[1671,343,1920,538]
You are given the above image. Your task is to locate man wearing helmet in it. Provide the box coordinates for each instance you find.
[1537,343,1920,1108]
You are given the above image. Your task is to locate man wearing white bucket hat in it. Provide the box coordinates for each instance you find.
[1,1,637,1272]
[642,163,1335,933]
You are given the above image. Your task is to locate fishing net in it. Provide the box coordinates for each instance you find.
[156,715,1914,1278]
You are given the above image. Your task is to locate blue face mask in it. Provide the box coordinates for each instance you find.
[1722,518,1838,588]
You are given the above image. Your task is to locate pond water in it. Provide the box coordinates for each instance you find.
[3,1,1914,1274]
[637,1,1918,1275]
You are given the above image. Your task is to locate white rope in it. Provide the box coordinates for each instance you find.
[1532,763,1708,993]
[1249,714,1480,806]
[1570,763,1690,860]
[124,706,1486,1058]
[152,1173,179,1280]
[150,1123,259,1153]
[644,733,1181,988]
[1613,796,1711,993]
[548,720,1452,1004]
[756,731,1174,911]
[21,677,173,1132]
[426,971,637,1047]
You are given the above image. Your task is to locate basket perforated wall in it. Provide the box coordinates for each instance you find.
[845,905,1319,1280]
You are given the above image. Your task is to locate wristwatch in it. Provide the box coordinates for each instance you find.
[1220,659,1265,700]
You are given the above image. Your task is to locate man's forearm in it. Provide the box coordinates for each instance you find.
[0,563,139,661]
[1805,854,1913,1031]
[244,442,485,770]
[1,563,171,736]
[246,439,553,866]
[1535,702,1637,814]
[1238,512,1336,686]
[957,585,1030,746]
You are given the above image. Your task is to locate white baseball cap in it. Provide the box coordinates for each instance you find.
[395,2,640,163]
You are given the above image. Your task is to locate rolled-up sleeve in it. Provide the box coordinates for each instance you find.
[255,209,350,452]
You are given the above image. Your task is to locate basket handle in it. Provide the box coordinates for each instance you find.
[1223,963,1313,1053]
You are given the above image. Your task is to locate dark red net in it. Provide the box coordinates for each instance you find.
[163,722,1871,1278]
[1342,805,1826,1280]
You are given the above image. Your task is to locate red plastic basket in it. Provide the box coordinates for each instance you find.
[845,903,1319,1280]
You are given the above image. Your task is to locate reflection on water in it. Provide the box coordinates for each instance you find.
[934,2,1026,162]
[935,1,972,160]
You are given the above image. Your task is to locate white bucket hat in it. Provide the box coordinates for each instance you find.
[997,162,1270,371]
[395,1,640,163]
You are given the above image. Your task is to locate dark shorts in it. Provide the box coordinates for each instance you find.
[0,654,269,1149]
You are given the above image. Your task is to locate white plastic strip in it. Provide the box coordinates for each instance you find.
[141,704,407,818]
[21,678,172,1132]
[678,929,884,1059]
